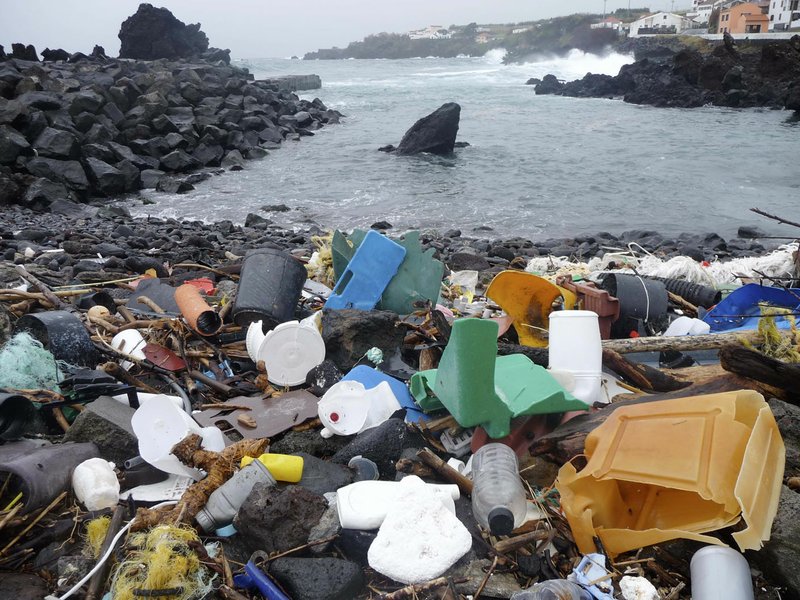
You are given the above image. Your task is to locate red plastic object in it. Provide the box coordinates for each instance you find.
[470,415,553,457]
[555,277,620,340]
[184,277,215,294]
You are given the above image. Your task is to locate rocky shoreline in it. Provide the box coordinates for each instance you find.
[534,34,800,111]
[0,199,778,293]
[0,46,338,209]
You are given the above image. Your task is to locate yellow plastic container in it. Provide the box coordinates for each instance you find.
[486,271,576,347]
[241,453,304,483]
[557,390,784,557]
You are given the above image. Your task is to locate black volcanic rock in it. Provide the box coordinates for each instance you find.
[118,3,209,60]
[41,48,70,62]
[396,102,460,156]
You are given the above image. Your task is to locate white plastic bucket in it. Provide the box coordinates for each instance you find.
[548,311,602,405]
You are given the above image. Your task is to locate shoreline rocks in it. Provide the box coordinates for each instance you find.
[535,35,800,111]
[0,51,338,209]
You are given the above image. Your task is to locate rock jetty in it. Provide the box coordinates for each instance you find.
[535,34,800,111]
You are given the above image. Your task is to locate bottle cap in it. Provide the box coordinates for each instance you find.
[195,508,215,533]
[256,321,326,387]
[488,507,514,536]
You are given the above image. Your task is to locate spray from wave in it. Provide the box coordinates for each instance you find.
[519,49,633,81]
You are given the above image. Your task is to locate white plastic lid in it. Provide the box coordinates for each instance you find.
[256,321,326,387]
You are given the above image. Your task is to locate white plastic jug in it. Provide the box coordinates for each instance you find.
[72,457,120,511]
[318,380,401,438]
[548,311,603,405]
[336,477,460,529]
[132,398,225,480]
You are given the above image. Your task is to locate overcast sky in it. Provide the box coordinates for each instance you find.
[1,0,692,59]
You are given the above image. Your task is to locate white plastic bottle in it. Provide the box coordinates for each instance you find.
[471,443,527,536]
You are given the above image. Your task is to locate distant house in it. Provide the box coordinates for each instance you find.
[629,12,697,36]
[408,25,452,40]
[591,16,624,30]
[768,0,800,30]
[687,0,723,24]
[718,2,770,33]
[512,27,531,34]
[475,32,492,44]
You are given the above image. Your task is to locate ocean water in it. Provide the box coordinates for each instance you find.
[133,50,799,240]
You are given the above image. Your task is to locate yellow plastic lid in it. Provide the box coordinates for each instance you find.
[241,453,304,483]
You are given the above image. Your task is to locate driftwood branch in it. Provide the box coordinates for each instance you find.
[417,448,473,495]
[720,345,800,403]
[602,330,763,354]
[751,207,800,230]
[602,349,690,392]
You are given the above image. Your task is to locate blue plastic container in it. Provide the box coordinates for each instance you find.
[325,230,406,311]
[703,284,800,333]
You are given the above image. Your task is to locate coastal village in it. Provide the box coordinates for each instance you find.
[407,0,800,43]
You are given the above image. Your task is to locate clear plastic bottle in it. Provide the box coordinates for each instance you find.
[510,580,593,600]
[471,443,527,536]
[195,459,276,532]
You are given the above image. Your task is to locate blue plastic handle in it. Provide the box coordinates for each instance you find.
[232,561,291,600]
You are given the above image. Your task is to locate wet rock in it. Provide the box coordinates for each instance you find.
[535,74,565,95]
[62,396,138,465]
[269,557,365,600]
[753,486,800,595]
[305,360,343,396]
[140,169,164,189]
[308,502,341,554]
[234,483,327,554]
[331,418,425,479]
[0,572,51,600]
[0,125,31,164]
[33,127,79,159]
[321,309,405,372]
[83,158,126,196]
[454,559,523,598]
[738,225,766,239]
[270,428,351,458]
[447,252,490,272]
[159,149,199,172]
[396,102,461,156]
[26,157,89,192]
[118,3,209,60]
[11,43,38,62]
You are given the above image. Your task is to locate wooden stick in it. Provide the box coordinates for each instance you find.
[100,362,162,394]
[14,266,72,311]
[667,291,698,318]
[602,349,690,392]
[218,585,251,600]
[380,577,466,600]
[53,408,71,432]
[198,403,253,411]
[0,504,23,533]
[0,491,67,555]
[602,330,763,354]
[417,448,473,495]
[474,556,498,599]
[136,296,165,314]
[266,535,338,561]
[751,207,800,230]
[85,505,126,600]
[493,530,552,554]
[188,370,235,396]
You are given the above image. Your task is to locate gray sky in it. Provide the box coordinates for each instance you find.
[1,0,691,59]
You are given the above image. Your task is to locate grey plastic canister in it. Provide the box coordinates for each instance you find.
[232,248,307,331]
[690,546,754,600]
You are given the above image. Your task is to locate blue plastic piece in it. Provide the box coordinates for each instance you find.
[703,284,800,333]
[233,560,291,600]
[342,365,428,423]
[215,524,237,537]
[325,230,407,311]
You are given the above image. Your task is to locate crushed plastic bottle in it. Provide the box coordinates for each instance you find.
[471,443,527,536]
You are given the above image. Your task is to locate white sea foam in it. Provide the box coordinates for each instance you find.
[520,48,634,80]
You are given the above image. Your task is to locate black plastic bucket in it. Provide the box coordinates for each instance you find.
[601,274,668,338]
[0,394,36,441]
[647,277,722,309]
[0,441,98,513]
[232,248,307,330]
[15,310,99,367]
[77,291,117,313]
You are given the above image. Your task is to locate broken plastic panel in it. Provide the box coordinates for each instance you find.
[703,283,800,333]
[486,271,575,347]
[342,365,426,423]
[325,230,407,311]
[378,231,444,314]
[556,390,785,557]
[409,319,588,439]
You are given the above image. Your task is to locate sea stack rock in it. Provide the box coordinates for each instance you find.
[396,102,461,156]
[118,3,209,60]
